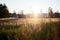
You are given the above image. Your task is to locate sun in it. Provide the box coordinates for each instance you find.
[33,9,39,16]
[31,6,40,17]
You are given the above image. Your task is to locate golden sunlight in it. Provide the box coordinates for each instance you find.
[30,5,40,18]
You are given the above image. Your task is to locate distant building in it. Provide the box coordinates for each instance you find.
[18,14,26,18]
[53,12,60,18]
[10,13,17,18]
[38,13,48,18]
[10,11,17,18]
[18,10,26,18]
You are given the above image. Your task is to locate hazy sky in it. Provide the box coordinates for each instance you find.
[0,0,60,14]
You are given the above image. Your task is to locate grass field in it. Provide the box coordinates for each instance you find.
[0,18,60,40]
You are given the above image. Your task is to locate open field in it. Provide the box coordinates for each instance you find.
[0,18,60,40]
[0,18,59,25]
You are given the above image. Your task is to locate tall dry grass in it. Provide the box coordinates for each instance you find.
[0,18,60,40]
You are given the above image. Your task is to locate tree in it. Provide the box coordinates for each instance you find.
[0,4,10,18]
[48,7,53,18]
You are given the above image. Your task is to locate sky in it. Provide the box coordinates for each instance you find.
[0,0,60,14]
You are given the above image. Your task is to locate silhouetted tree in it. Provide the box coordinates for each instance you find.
[0,4,10,18]
[48,7,53,18]
[18,10,26,18]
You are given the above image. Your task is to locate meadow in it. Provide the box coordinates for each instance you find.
[0,18,60,40]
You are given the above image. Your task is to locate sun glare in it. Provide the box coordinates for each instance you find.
[31,6,40,17]
[33,9,39,17]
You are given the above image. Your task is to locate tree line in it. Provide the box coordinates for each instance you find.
[0,4,10,18]
[0,4,59,18]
